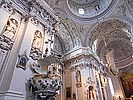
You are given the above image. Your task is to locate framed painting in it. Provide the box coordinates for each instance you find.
[16,51,29,70]
[119,72,133,99]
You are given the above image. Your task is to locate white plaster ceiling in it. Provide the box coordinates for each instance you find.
[43,0,133,63]
[67,0,116,20]
[89,19,132,62]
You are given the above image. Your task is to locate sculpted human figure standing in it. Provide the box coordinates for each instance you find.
[32,30,42,50]
[76,70,81,83]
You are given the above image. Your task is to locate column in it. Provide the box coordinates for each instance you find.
[0,15,26,98]
[71,67,77,100]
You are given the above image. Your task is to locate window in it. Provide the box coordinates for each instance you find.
[79,8,84,15]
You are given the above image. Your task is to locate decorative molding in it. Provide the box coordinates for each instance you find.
[29,46,43,60]
[54,10,81,50]
[27,76,62,100]
[119,64,133,73]
[29,0,58,26]
[118,4,127,17]
[28,17,38,25]
[1,2,14,14]
[0,35,13,51]
[10,0,30,14]
[89,19,130,44]
[0,90,24,98]
[64,53,107,75]
[3,0,58,28]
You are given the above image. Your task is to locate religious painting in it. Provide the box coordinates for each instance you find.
[119,72,133,99]
[16,51,29,70]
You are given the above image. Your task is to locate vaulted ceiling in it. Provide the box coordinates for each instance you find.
[44,0,133,63]
[89,19,132,62]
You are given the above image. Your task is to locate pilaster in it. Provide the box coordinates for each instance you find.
[0,12,28,100]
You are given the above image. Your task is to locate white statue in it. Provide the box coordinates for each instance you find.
[76,70,81,83]
[2,18,18,40]
[32,30,42,49]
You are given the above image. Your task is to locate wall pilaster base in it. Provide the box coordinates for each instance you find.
[0,90,25,100]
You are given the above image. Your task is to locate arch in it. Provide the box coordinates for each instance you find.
[54,34,65,54]
[87,18,132,48]
[53,8,82,51]
[86,18,132,63]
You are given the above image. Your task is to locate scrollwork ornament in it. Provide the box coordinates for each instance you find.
[29,17,38,25]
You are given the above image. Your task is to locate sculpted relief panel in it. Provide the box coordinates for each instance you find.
[32,30,43,50]
[30,30,43,60]
[2,18,18,41]
[0,17,19,76]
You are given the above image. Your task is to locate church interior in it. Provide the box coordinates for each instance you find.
[0,0,133,100]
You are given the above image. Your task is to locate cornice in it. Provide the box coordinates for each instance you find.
[68,0,98,7]
[64,53,105,68]
[119,63,133,73]
[1,0,59,28]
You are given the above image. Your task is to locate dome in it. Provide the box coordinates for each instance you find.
[67,0,116,21]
